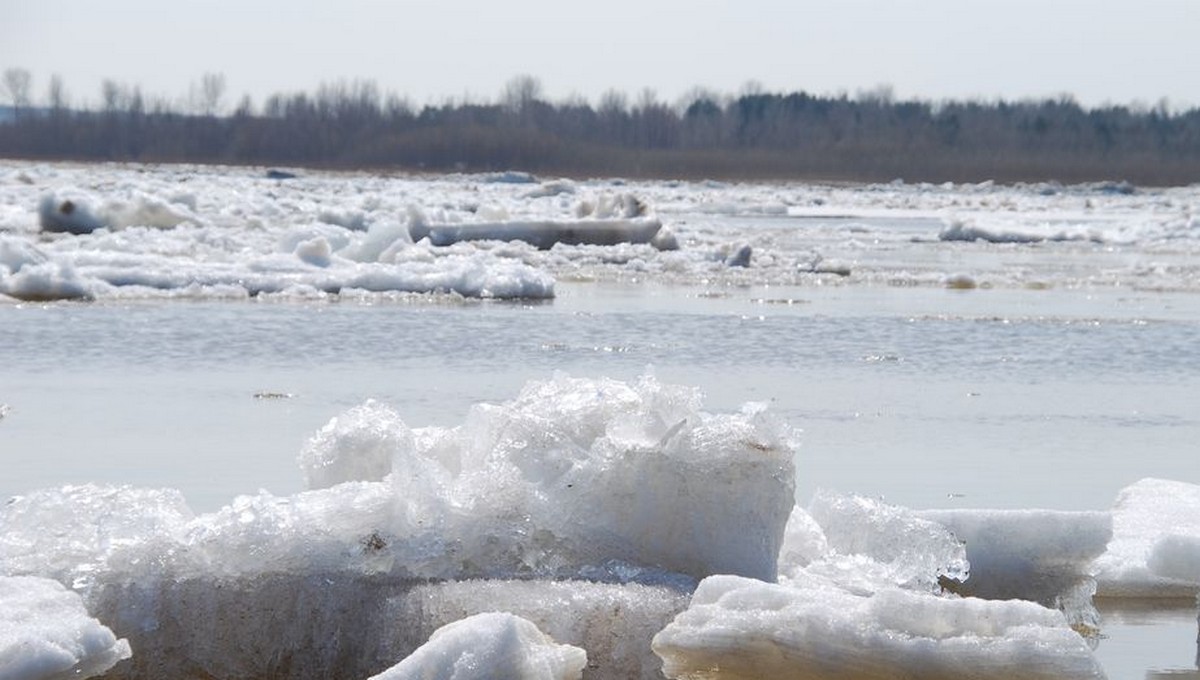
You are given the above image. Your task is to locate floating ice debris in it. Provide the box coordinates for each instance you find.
[426,218,663,250]
[651,574,1106,680]
[523,179,577,199]
[1094,478,1200,598]
[943,272,978,289]
[938,217,1097,244]
[482,170,538,184]
[724,243,752,268]
[0,258,93,302]
[367,612,587,680]
[38,189,198,234]
[423,194,663,250]
[0,575,131,680]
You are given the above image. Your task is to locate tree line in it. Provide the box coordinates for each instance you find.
[3,69,1200,185]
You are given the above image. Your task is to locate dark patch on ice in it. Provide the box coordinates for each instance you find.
[266,169,299,180]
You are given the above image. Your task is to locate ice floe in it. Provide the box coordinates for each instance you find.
[1094,478,1200,598]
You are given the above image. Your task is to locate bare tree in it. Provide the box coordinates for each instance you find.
[3,68,32,116]
[198,72,226,116]
[46,74,68,111]
[501,74,543,117]
[101,79,122,113]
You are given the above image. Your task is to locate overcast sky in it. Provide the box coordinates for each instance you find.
[3,0,1197,112]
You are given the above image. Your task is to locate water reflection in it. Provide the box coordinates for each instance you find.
[1094,598,1200,678]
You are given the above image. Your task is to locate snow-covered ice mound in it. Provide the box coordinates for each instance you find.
[652,574,1105,680]
[367,612,586,680]
[1093,478,1200,598]
[0,575,131,680]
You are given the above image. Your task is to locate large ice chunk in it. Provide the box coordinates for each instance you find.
[0,575,131,680]
[368,612,586,680]
[651,574,1106,680]
[293,373,796,582]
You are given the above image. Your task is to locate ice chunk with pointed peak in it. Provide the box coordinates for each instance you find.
[0,575,131,680]
[652,575,1106,680]
[1095,478,1200,597]
[385,580,689,680]
[805,490,968,592]
[368,613,586,680]
[299,400,411,490]
[776,505,829,575]
[0,259,92,301]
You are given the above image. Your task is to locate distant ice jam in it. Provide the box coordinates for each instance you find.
[4,161,1200,303]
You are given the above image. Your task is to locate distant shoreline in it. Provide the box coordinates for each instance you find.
[3,85,1199,186]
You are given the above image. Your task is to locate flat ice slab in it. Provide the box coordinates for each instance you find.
[652,574,1106,680]
[1094,478,1200,598]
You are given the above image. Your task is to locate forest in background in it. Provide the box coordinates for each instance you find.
[2,70,1200,185]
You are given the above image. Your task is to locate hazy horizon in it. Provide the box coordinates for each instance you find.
[3,0,1198,113]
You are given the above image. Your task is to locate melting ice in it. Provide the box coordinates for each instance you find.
[2,370,1195,679]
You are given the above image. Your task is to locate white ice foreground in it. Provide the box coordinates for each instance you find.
[5,375,1199,679]
[0,575,131,680]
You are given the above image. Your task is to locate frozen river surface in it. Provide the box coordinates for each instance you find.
[1,162,1198,679]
